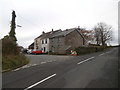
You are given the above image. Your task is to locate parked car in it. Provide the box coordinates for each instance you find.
[31,49,42,54]
[22,48,28,54]
[27,49,33,54]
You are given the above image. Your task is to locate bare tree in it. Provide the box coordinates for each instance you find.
[93,22,112,46]
[93,26,101,45]
[79,28,93,44]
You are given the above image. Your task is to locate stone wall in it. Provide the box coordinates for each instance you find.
[65,30,84,52]
[49,36,65,54]
[49,30,84,54]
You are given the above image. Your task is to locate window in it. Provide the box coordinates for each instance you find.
[45,39,47,44]
[42,40,44,44]
[36,40,38,49]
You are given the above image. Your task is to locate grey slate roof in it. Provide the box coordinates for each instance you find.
[50,28,75,38]
[35,30,61,39]
[41,30,62,39]
[35,28,85,39]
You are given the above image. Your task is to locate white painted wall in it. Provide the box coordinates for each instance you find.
[41,38,49,53]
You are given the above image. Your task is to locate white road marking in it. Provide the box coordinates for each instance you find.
[13,68,21,72]
[99,53,105,56]
[31,64,37,66]
[41,62,46,64]
[77,57,94,64]
[26,65,30,68]
[21,65,28,69]
[105,51,111,54]
[99,51,112,56]
[46,60,56,63]
[24,74,56,90]
[47,61,51,62]
[13,60,56,72]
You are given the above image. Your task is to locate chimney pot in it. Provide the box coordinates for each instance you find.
[42,31,45,34]
[52,29,53,32]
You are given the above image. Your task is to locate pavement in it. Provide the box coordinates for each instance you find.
[2,47,119,89]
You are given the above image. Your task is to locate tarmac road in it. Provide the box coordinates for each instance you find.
[2,47,118,89]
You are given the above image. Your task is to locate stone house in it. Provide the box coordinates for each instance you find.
[34,28,87,54]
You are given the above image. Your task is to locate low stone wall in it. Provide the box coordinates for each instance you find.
[75,46,105,55]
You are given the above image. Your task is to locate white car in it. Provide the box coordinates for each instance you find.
[27,49,33,54]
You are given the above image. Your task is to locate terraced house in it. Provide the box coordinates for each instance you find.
[34,28,87,54]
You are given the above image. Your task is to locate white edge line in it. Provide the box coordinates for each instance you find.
[77,57,94,64]
[13,68,21,72]
[41,62,46,64]
[24,74,56,90]
[21,65,28,69]
[33,64,37,66]
[31,64,37,66]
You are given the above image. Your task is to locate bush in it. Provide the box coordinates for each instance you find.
[2,35,29,72]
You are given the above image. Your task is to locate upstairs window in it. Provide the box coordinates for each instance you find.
[36,40,38,49]
[42,40,44,44]
[45,39,47,44]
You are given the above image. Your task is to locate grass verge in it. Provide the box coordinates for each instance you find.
[2,54,29,72]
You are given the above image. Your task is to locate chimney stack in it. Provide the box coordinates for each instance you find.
[42,31,45,34]
[51,28,54,34]
[52,28,53,32]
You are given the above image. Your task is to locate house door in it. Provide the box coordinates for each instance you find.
[51,46,55,52]
[43,47,46,52]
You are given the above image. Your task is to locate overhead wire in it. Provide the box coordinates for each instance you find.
[10,0,43,30]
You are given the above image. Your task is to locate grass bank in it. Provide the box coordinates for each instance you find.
[2,54,29,72]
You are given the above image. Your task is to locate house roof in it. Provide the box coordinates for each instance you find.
[41,30,62,39]
[35,28,86,40]
[29,42,34,47]
[35,30,62,39]
[50,28,75,38]
[28,42,34,49]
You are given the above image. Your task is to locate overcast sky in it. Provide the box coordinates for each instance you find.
[0,0,119,48]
